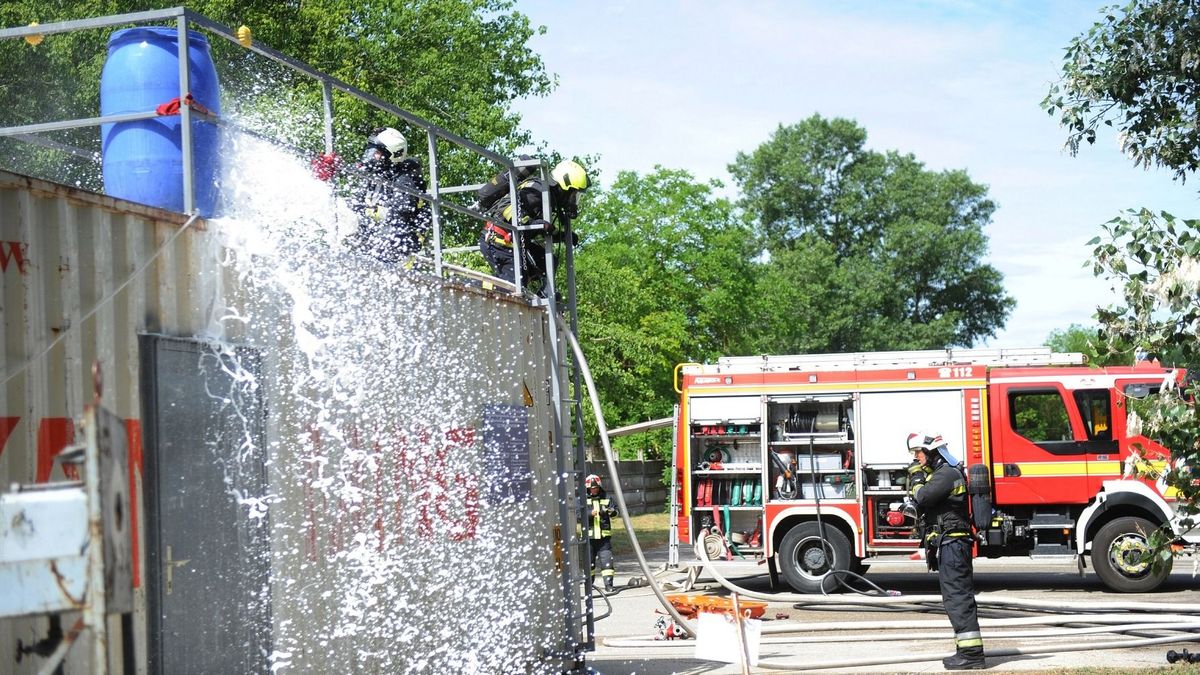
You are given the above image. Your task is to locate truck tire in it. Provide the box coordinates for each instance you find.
[778,521,851,593]
[1091,516,1172,593]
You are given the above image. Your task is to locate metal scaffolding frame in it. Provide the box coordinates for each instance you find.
[0,7,593,670]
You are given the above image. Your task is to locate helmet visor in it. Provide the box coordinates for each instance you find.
[361,144,390,170]
[559,190,580,219]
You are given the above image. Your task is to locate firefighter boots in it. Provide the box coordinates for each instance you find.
[941,648,985,670]
[604,576,614,593]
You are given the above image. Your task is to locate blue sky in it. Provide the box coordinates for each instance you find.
[512,1,1200,350]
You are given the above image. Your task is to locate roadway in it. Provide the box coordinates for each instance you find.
[587,551,1200,674]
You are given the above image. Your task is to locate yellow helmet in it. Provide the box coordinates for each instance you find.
[551,159,588,192]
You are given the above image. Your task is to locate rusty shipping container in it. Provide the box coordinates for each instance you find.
[0,170,585,673]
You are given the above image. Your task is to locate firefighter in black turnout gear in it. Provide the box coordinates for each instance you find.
[584,473,617,593]
[907,431,985,670]
[477,158,587,293]
[347,127,431,262]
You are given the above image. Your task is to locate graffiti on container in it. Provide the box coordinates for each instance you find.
[0,240,29,274]
[301,424,481,561]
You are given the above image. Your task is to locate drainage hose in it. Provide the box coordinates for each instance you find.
[565,330,696,636]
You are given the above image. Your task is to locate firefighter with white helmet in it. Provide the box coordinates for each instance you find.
[478,158,587,294]
[907,431,985,670]
[584,473,618,593]
[345,126,431,262]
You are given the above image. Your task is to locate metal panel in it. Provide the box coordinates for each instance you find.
[0,170,580,673]
[688,395,760,423]
[858,390,967,466]
[2,171,200,674]
[140,336,269,675]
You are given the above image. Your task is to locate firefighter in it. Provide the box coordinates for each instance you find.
[907,431,985,670]
[584,473,618,593]
[477,159,587,293]
[345,127,431,262]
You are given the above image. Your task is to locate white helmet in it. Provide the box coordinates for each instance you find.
[365,126,407,165]
[906,431,959,467]
[585,474,601,490]
[906,431,945,455]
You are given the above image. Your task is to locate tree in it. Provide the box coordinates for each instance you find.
[730,115,1014,351]
[574,167,758,458]
[1047,0,1200,555]
[1043,323,1133,366]
[1043,0,1200,178]
[0,0,552,243]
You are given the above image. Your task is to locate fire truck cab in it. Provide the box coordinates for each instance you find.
[672,348,1194,593]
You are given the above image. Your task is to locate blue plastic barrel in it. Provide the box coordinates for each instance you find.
[100,27,221,215]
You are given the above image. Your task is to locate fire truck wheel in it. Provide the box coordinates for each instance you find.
[778,521,851,593]
[1091,516,1172,593]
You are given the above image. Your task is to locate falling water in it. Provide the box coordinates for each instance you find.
[193,120,575,673]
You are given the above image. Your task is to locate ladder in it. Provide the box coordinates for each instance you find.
[706,347,1086,374]
[533,171,594,664]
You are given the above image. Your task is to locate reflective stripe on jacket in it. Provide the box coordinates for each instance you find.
[587,495,613,539]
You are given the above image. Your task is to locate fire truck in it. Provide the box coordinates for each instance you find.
[671,348,1195,593]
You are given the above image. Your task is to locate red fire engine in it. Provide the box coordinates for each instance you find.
[671,348,1193,593]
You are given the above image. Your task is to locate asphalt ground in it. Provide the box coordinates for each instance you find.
[586,548,1200,674]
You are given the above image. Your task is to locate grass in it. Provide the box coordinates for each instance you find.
[611,510,670,556]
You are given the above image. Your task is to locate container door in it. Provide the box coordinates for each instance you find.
[990,383,1091,504]
[140,336,271,675]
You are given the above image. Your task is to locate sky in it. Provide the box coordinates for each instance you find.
[512,0,1200,351]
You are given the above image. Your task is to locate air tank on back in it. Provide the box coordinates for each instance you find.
[100,26,221,215]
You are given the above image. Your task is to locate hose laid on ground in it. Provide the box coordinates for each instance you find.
[691,538,1200,670]
[604,621,1200,647]
[565,330,696,637]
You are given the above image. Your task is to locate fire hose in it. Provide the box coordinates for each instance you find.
[567,330,1200,668]
[566,331,696,637]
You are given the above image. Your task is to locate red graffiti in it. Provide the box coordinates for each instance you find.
[301,423,481,561]
[0,240,29,274]
[36,418,77,482]
[0,417,18,458]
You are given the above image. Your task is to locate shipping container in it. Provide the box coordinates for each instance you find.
[0,169,585,673]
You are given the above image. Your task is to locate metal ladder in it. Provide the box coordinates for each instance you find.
[532,181,594,665]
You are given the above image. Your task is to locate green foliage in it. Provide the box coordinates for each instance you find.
[1049,1,1200,565]
[730,114,1015,350]
[573,168,758,457]
[1043,0,1200,178]
[1044,324,1134,366]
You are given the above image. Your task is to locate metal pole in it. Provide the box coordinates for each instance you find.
[509,167,523,294]
[176,16,195,215]
[426,129,443,277]
[321,80,334,154]
[83,408,109,674]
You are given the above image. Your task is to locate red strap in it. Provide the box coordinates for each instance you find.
[155,93,213,117]
[485,221,513,245]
